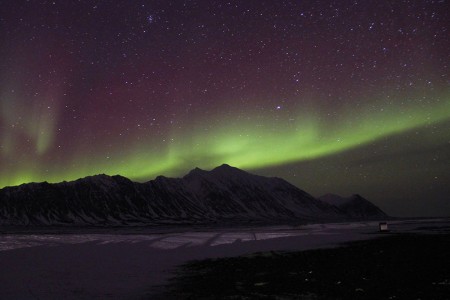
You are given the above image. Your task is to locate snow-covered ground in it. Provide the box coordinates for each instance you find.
[0,218,448,299]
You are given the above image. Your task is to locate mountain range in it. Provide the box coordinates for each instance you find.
[0,164,388,226]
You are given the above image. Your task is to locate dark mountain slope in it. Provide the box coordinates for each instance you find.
[0,164,388,226]
[319,193,388,219]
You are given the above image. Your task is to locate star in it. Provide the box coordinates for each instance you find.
[0,0,448,216]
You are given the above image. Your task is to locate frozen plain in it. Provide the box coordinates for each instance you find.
[0,218,448,299]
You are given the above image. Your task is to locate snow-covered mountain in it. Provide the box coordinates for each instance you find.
[318,193,387,219]
[0,164,387,226]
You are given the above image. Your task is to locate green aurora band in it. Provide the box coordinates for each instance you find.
[1,93,449,188]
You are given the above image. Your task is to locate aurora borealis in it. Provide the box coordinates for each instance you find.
[0,1,449,216]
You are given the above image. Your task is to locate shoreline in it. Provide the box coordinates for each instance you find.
[1,217,446,235]
[158,232,450,299]
[0,219,448,299]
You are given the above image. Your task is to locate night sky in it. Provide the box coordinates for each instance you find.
[0,1,449,217]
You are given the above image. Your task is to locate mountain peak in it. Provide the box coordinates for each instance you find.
[211,164,247,176]
[318,193,347,206]
[319,193,388,219]
[216,163,233,169]
[81,174,112,181]
[184,164,247,180]
[71,174,134,187]
[184,167,207,178]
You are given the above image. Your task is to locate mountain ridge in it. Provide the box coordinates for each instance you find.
[319,193,388,219]
[0,165,388,226]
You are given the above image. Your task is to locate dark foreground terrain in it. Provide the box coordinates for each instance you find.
[158,233,450,299]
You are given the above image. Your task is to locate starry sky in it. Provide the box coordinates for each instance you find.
[0,0,449,217]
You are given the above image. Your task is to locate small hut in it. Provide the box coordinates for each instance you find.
[379,222,389,232]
